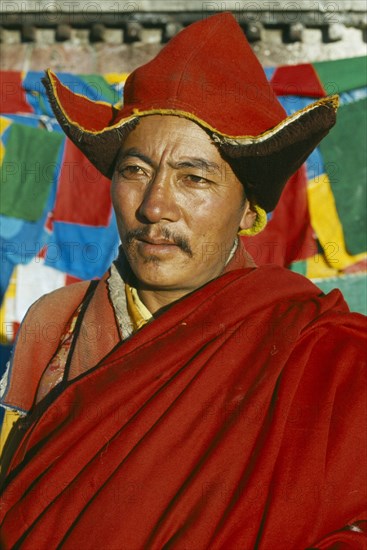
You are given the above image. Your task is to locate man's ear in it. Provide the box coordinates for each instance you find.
[239,201,257,231]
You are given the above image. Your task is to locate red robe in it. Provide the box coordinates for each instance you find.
[0,260,366,549]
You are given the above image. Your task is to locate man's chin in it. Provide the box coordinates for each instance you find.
[131,263,185,290]
[123,248,173,281]
[123,244,215,292]
[129,257,223,295]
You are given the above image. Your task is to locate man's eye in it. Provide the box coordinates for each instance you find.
[184,174,211,186]
[118,165,147,179]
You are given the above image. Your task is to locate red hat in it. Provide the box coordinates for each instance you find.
[43,12,338,212]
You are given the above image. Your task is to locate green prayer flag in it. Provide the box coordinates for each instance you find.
[80,74,121,105]
[0,124,64,221]
[319,97,367,256]
[314,57,367,95]
[289,260,307,275]
[313,273,367,315]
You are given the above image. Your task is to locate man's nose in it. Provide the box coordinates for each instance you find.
[137,170,180,224]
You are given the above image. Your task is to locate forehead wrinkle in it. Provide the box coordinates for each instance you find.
[116,147,155,167]
[170,158,221,175]
[116,118,225,176]
[117,144,222,177]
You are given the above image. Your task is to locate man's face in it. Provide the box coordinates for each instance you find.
[111,115,255,294]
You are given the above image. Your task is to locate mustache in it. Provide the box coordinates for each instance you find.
[125,226,193,257]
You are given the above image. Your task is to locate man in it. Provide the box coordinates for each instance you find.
[0,12,366,549]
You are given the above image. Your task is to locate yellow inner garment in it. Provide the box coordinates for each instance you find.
[125,282,153,330]
[0,409,20,457]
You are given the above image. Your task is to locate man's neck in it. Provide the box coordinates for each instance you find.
[137,288,193,316]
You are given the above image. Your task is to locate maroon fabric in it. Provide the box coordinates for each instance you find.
[308,521,367,549]
[1,265,366,549]
[0,241,253,414]
[0,280,90,413]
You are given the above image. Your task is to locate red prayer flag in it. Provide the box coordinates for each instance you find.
[271,63,326,98]
[53,138,112,226]
[1,71,33,114]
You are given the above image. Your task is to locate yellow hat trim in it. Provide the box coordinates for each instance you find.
[47,70,338,142]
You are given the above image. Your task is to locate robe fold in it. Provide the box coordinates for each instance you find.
[0,264,366,549]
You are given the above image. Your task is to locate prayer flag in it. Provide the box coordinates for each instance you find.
[314,56,367,94]
[1,71,33,114]
[43,213,120,280]
[53,138,112,226]
[318,97,367,255]
[271,64,326,97]
[0,123,64,221]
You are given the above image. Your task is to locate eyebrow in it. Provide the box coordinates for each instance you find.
[116,147,154,167]
[171,158,221,175]
[116,148,221,175]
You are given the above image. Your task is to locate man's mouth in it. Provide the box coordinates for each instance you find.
[138,236,177,246]
[136,235,183,258]
[126,227,193,257]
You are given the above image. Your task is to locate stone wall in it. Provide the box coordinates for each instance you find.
[1,0,366,72]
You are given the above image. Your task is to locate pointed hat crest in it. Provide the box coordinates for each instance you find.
[43,12,338,211]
